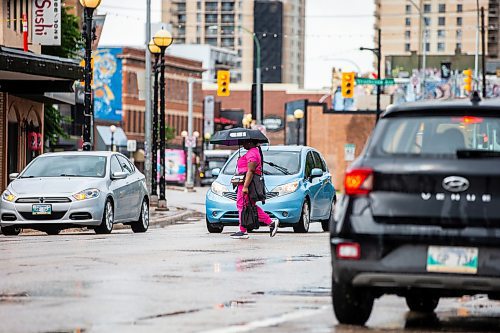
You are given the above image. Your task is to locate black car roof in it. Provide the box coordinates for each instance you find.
[382,98,500,118]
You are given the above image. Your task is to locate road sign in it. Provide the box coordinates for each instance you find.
[185,136,197,148]
[127,140,137,152]
[355,78,395,86]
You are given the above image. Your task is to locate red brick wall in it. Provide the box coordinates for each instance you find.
[306,105,376,191]
[204,88,331,145]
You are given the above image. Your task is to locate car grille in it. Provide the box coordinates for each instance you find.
[222,192,279,201]
[19,211,67,220]
[16,197,71,204]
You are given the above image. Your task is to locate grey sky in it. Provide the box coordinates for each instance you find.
[97,0,375,89]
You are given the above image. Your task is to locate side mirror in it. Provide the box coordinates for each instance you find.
[9,173,19,181]
[111,171,128,180]
[211,168,221,177]
[311,168,323,178]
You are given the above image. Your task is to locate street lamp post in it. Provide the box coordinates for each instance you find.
[109,124,116,152]
[293,109,304,146]
[153,29,173,210]
[148,40,161,202]
[239,26,262,125]
[204,132,211,151]
[181,130,188,186]
[408,0,427,90]
[79,0,102,151]
[360,28,382,121]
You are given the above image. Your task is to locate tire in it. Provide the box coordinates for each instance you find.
[332,282,374,325]
[95,200,114,234]
[321,198,336,232]
[1,226,21,236]
[206,218,223,233]
[131,199,149,233]
[293,201,310,233]
[405,294,439,313]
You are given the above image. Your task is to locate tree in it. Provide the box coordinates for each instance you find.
[42,3,83,147]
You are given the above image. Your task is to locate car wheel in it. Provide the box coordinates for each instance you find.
[45,227,61,235]
[293,201,310,233]
[332,282,374,325]
[321,198,336,232]
[206,218,223,233]
[405,294,439,313]
[131,199,149,233]
[1,226,21,236]
[95,200,114,234]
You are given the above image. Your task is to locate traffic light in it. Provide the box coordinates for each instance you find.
[217,70,230,97]
[341,72,355,98]
[463,69,472,93]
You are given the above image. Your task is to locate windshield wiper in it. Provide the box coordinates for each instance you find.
[264,161,291,175]
[59,174,80,177]
[20,175,34,179]
[456,149,500,158]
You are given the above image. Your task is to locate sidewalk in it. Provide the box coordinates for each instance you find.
[149,206,200,228]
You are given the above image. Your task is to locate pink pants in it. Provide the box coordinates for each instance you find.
[236,184,272,232]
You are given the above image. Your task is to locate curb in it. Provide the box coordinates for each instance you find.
[151,209,201,228]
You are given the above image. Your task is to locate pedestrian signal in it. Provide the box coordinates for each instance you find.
[341,72,355,98]
[217,70,230,97]
[463,69,472,93]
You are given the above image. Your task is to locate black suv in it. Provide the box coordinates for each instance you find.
[331,97,500,325]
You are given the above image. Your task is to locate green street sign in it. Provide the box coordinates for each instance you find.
[355,78,395,86]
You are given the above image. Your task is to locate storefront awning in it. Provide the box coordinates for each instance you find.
[0,46,83,93]
[96,125,128,147]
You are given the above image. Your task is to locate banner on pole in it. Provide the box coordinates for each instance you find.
[32,0,61,46]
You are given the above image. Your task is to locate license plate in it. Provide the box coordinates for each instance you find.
[32,204,52,215]
[426,246,478,274]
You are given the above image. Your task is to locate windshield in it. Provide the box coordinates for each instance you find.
[206,160,227,170]
[21,155,108,178]
[374,116,500,157]
[223,150,301,175]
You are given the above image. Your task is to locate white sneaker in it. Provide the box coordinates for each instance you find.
[270,218,279,237]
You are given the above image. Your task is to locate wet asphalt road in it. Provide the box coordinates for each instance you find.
[1,188,500,332]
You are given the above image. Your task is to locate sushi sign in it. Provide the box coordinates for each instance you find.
[32,0,61,46]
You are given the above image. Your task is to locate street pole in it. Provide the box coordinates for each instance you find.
[144,0,152,195]
[186,78,194,191]
[158,47,167,208]
[481,7,486,98]
[151,54,159,200]
[82,7,94,151]
[296,121,300,145]
[474,0,480,82]
[376,28,381,122]
[240,26,262,125]
[110,133,114,151]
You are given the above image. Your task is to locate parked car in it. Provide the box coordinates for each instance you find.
[206,145,336,233]
[331,97,500,325]
[200,150,233,186]
[0,151,149,236]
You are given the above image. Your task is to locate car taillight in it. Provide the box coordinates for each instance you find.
[344,168,373,195]
[336,242,361,260]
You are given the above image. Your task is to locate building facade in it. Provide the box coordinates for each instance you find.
[161,0,305,86]
[374,0,496,71]
[0,0,82,190]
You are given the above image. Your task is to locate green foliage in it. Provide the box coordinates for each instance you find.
[42,5,83,59]
[165,126,176,143]
[44,105,70,145]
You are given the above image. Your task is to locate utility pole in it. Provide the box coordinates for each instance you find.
[376,28,381,121]
[481,6,486,98]
[474,0,480,83]
[145,0,152,194]
[186,78,195,191]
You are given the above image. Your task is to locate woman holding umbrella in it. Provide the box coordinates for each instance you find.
[210,128,279,239]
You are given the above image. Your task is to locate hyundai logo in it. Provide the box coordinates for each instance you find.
[442,176,469,193]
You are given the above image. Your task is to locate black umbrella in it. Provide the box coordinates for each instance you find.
[210,127,269,146]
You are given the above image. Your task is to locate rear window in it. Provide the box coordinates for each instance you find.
[374,116,500,156]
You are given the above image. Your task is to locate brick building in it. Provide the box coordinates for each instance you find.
[0,1,82,191]
[100,48,204,169]
[203,83,331,145]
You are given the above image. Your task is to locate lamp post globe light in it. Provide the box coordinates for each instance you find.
[148,39,161,201]
[79,0,102,151]
[109,124,116,152]
[204,132,211,150]
[293,109,304,146]
[153,28,174,209]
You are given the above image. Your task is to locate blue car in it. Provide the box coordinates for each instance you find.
[205,145,336,233]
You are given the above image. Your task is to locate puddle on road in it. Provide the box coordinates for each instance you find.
[138,308,202,321]
[215,299,256,309]
[253,287,330,298]
[208,254,324,273]
[0,292,29,303]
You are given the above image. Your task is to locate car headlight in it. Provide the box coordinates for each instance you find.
[272,180,300,197]
[2,190,16,202]
[73,188,100,201]
[211,181,227,197]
